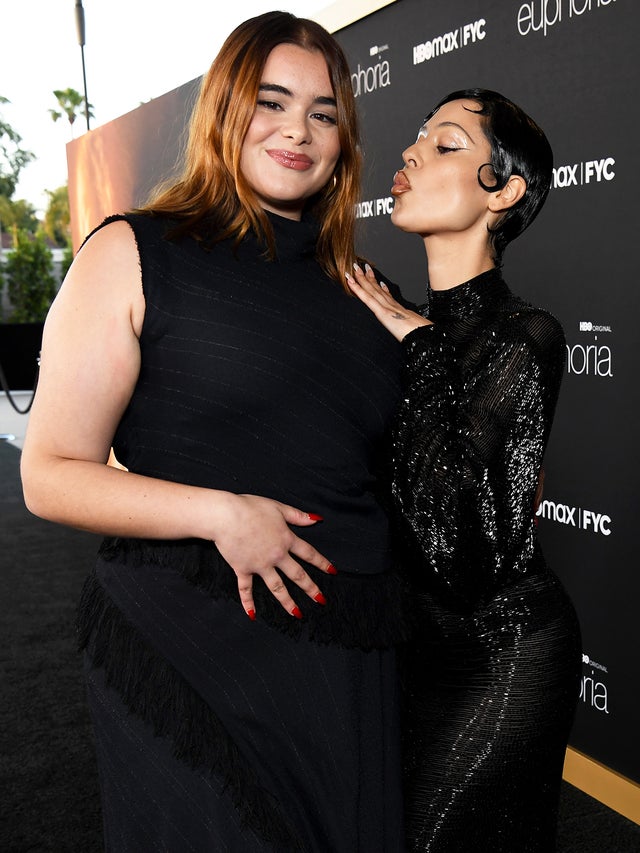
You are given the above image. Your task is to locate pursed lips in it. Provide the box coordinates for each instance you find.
[267,149,314,170]
[391,169,411,195]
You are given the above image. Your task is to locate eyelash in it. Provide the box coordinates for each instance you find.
[256,100,337,125]
[258,99,283,111]
[312,113,337,125]
[437,145,459,154]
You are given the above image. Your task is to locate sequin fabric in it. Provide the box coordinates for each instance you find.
[393,268,582,852]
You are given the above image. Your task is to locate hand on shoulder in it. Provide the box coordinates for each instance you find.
[346,263,431,341]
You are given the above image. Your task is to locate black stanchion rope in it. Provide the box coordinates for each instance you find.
[0,355,39,415]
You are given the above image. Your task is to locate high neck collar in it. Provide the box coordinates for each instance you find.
[264,210,319,262]
[427,267,510,322]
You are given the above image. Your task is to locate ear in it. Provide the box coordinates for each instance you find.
[487,175,527,213]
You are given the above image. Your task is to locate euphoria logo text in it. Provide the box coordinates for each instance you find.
[580,669,609,713]
[566,339,613,377]
[351,55,391,98]
[517,0,616,38]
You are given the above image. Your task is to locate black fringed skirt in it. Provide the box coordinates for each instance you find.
[78,540,408,852]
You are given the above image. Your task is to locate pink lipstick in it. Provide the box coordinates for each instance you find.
[267,150,313,170]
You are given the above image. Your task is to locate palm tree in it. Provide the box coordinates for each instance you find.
[49,88,94,138]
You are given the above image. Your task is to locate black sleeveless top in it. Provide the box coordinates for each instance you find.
[90,211,412,649]
[110,210,403,575]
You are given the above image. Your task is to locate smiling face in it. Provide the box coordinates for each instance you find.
[390,99,496,242]
[239,43,341,221]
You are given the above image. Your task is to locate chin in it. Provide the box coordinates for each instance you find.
[390,209,416,234]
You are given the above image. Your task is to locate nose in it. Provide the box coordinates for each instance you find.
[402,144,418,169]
[282,113,311,145]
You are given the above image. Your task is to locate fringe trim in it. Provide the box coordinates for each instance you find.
[77,572,304,849]
[98,536,415,650]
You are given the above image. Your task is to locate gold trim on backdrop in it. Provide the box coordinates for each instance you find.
[563,747,640,826]
[314,0,398,33]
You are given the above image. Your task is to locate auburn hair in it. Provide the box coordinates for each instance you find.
[140,11,361,286]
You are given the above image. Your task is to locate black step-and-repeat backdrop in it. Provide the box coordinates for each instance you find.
[67,0,638,791]
[333,0,638,786]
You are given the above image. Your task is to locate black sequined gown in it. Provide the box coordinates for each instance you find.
[393,269,581,853]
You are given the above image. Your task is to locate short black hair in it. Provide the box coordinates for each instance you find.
[426,89,553,261]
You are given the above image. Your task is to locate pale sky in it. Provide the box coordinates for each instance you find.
[1,0,327,214]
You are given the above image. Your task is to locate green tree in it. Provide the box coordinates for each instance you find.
[4,228,57,322]
[0,95,35,200]
[0,194,38,233]
[43,185,71,247]
[49,88,94,137]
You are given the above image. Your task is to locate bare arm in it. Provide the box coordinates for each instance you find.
[21,220,333,618]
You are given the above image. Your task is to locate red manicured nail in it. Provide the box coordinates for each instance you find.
[247,609,256,621]
[291,606,303,619]
[326,564,338,575]
[313,592,327,605]
[308,513,324,521]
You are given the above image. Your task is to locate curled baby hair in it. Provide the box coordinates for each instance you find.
[426,88,553,261]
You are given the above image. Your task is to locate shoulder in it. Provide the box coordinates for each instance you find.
[63,216,146,335]
[82,212,173,252]
[75,216,139,268]
[498,295,565,357]
[77,213,184,293]
[364,263,417,310]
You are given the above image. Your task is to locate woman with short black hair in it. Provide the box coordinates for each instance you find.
[348,88,581,852]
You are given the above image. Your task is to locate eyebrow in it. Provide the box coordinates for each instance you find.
[259,83,336,107]
[436,120,476,144]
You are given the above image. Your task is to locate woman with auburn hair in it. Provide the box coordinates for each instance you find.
[21,12,407,851]
[146,9,362,284]
[348,89,581,851]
